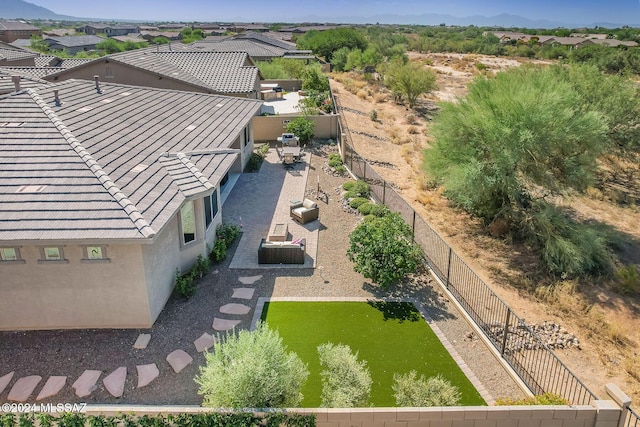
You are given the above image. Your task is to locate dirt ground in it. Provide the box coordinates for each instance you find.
[331,52,640,402]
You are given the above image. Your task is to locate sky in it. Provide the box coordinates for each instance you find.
[27,0,640,25]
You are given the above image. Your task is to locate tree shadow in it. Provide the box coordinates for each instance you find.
[367,300,421,322]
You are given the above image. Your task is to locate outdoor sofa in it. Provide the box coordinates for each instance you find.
[258,238,306,264]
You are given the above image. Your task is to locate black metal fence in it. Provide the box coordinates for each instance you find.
[335,95,597,406]
[624,407,640,427]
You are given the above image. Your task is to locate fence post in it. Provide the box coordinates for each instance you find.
[412,211,416,242]
[363,160,367,180]
[445,247,453,287]
[501,308,512,356]
[382,181,386,205]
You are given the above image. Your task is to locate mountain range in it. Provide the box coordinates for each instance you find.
[0,0,631,28]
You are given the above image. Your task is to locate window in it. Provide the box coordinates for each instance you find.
[38,246,67,264]
[44,247,61,261]
[243,126,249,147]
[204,195,212,229]
[0,247,18,261]
[81,245,109,263]
[180,200,196,244]
[203,190,220,230]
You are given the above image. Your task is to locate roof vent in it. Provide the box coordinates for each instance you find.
[94,75,102,94]
[16,185,47,193]
[215,103,223,108]
[11,76,20,92]
[120,92,131,97]
[130,163,148,173]
[78,106,93,112]
[53,90,61,107]
[185,124,197,131]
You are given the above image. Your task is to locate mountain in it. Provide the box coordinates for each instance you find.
[0,0,79,20]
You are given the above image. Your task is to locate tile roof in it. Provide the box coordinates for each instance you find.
[0,69,47,94]
[235,32,297,50]
[0,67,62,78]
[0,79,262,242]
[0,47,37,62]
[191,39,286,58]
[0,21,39,31]
[108,48,260,93]
[44,35,105,48]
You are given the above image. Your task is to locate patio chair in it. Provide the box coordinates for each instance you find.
[282,152,295,169]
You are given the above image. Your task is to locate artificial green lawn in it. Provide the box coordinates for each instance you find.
[260,301,486,407]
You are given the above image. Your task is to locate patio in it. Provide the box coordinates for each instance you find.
[223,146,319,269]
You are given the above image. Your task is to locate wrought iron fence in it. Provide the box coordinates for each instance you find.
[624,407,640,427]
[335,94,597,406]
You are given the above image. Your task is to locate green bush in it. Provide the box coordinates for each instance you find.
[496,392,569,405]
[258,143,270,157]
[318,343,372,408]
[246,152,263,172]
[348,212,423,288]
[174,268,196,298]
[211,237,227,262]
[349,197,370,209]
[286,117,315,146]
[393,371,461,406]
[357,202,387,216]
[219,223,241,242]
[343,190,357,200]
[342,180,370,198]
[328,153,343,168]
[196,322,309,408]
[356,202,374,214]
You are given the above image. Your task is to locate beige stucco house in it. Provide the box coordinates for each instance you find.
[0,79,262,330]
[42,44,263,99]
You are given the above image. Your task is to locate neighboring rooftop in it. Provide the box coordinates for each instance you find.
[0,69,47,94]
[44,35,105,48]
[0,46,37,62]
[0,79,262,241]
[192,31,311,60]
[0,20,39,31]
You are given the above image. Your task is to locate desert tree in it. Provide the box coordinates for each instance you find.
[318,343,372,408]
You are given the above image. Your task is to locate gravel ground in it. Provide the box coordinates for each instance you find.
[0,143,525,406]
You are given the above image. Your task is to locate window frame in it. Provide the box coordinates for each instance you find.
[0,247,25,264]
[38,246,68,264]
[81,245,110,263]
[180,200,197,246]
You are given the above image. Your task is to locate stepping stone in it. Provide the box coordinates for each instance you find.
[136,364,159,388]
[232,288,255,300]
[133,333,151,349]
[36,376,66,401]
[238,275,262,285]
[166,350,193,373]
[219,303,251,315]
[212,318,241,331]
[0,371,15,394]
[194,333,215,352]
[103,367,126,398]
[8,375,41,402]
[72,370,101,398]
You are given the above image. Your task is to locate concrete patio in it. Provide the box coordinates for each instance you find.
[223,147,319,269]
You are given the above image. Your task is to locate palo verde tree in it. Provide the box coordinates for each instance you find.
[347,211,423,288]
[423,64,623,277]
[383,61,437,108]
[195,322,309,408]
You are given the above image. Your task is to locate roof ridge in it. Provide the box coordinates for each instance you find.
[175,153,215,191]
[27,88,156,239]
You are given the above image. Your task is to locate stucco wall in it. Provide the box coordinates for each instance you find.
[0,243,151,330]
[262,79,303,92]
[253,114,339,142]
[79,402,621,427]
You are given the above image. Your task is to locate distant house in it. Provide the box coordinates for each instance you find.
[539,37,593,48]
[105,25,140,37]
[77,24,109,35]
[192,31,315,62]
[44,35,105,54]
[590,39,638,47]
[570,33,609,40]
[0,44,38,66]
[0,21,41,43]
[0,78,262,330]
[139,30,182,42]
[43,44,263,98]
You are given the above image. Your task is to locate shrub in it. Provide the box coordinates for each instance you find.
[357,202,377,214]
[393,371,461,406]
[258,143,270,157]
[614,264,640,294]
[174,268,196,298]
[286,117,315,146]
[246,152,262,172]
[475,62,487,71]
[196,322,309,408]
[496,393,569,405]
[368,203,389,217]
[369,109,378,122]
[349,197,370,209]
[318,343,372,408]
[328,153,343,168]
[211,237,227,262]
[343,180,370,198]
[343,190,357,200]
[348,212,423,288]
[193,254,210,279]
[219,223,241,243]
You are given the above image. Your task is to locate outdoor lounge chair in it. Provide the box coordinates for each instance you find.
[282,152,295,169]
[290,199,319,224]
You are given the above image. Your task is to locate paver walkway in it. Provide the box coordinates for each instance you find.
[225,149,318,269]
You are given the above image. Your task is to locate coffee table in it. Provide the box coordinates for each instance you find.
[268,223,288,242]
